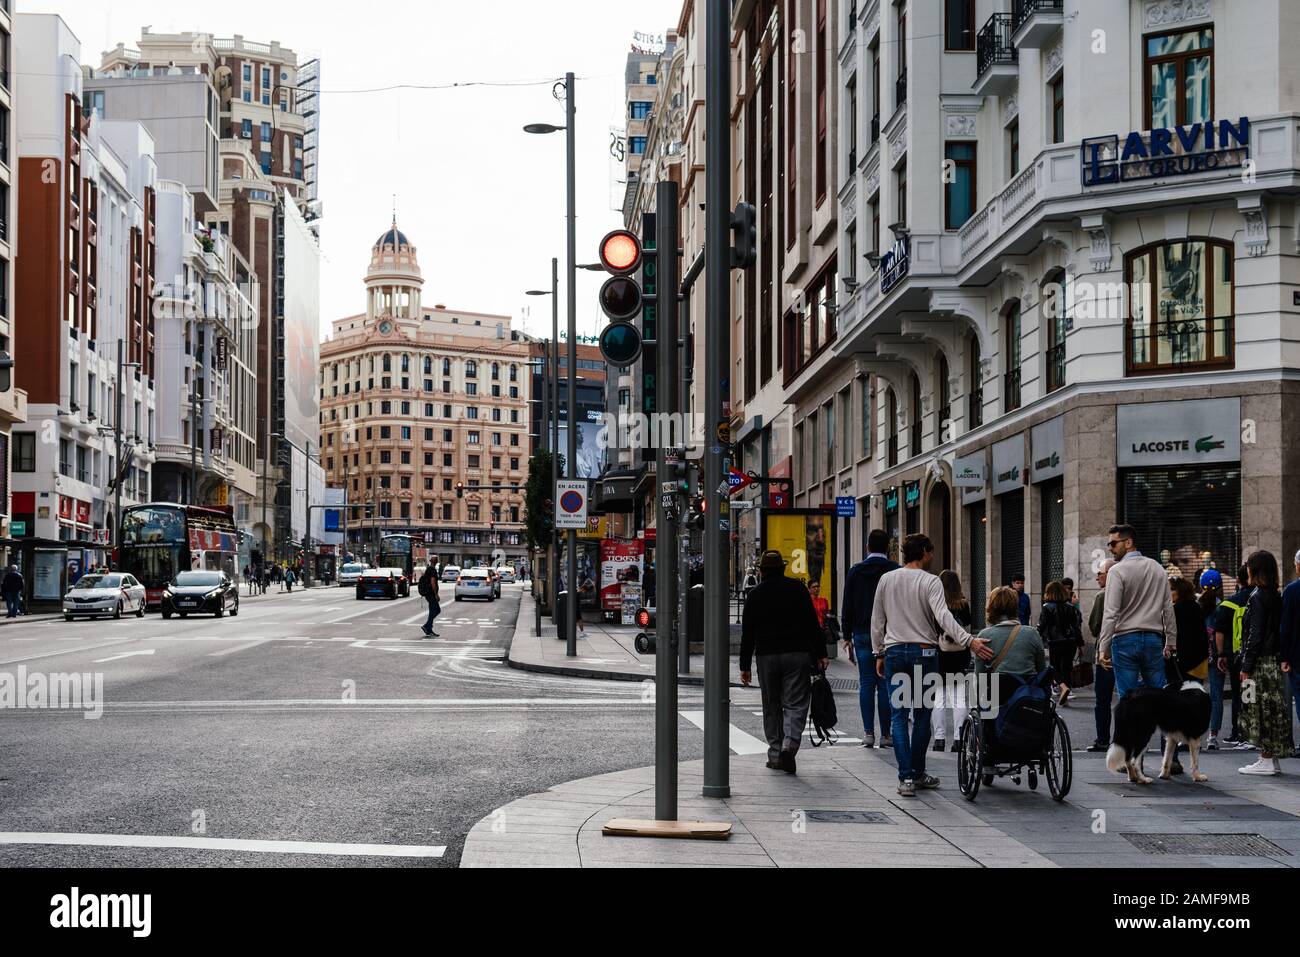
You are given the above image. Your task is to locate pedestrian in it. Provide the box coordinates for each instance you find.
[931,569,974,753]
[1281,550,1300,759]
[739,550,829,775]
[1171,576,1210,681]
[1011,573,1031,625]
[2,564,24,619]
[1237,550,1294,775]
[841,529,900,749]
[807,579,830,630]
[1086,559,1117,752]
[871,533,993,797]
[1214,565,1253,747]
[974,587,1048,754]
[1096,524,1177,699]
[285,566,295,593]
[1199,569,1225,749]
[261,565,271,595]
[1038,579,1084,707]
[418,562,441,638]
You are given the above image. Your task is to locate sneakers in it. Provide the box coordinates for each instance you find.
[421,625,432,636]
[861,732,876,749]
[1086,740,1108,753]
[1238,757,1281,776]
[916,774,941,790]
[1057,687,1071,707]
[1206,734,1220,751]
[897,778,915,797]
[1233,740,1258,751]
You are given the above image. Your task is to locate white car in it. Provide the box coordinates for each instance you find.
[454,568,495,601]
[496,566,517,584]
[440,564,462,583]
[338,562,371,586]
[63,573,147,621]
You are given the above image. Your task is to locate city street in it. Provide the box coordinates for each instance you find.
[0,583,702,867]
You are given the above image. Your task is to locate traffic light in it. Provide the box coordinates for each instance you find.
[455,481,465,499]
[685,495,707,531]
[596,229,646,368]
[731,202,757,270]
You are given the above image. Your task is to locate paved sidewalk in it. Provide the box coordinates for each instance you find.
[507,590,859,687]
[461,741,1300,868]
[0,612,62,627]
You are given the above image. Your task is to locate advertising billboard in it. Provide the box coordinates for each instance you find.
[762,510,835,605]
[282,199,322,455]
[600,538,645,612]
[557,421,606,479]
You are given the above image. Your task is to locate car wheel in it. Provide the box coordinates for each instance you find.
[231,601,239,617]
[179,613,188,619]
[114,601,123,620]
[136,601,145,618]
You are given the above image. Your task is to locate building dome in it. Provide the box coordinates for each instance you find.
[376,226,410,249]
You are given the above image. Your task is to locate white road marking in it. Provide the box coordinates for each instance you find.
[0,832,445,859]
[208,640,270,657]
[349,640,371,648]
[0,642,141,666]
[93,650,157,664]
[679,710,769,755]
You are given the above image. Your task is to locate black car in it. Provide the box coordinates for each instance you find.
[356,568,410,601]
[162,571,240,619]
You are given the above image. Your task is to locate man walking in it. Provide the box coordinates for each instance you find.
[841,529,899,749]
[1086,559,1116,752]
[2,565,24,618]
[740,550,829,775]
[872,534,992,796]
[1096,524,1176,699]
[1278,550,1300,758]
[419,557,441,638]
[1012,573,1031,625]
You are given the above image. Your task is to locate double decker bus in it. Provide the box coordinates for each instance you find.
[378,534,416,580]
[119,504,240,608]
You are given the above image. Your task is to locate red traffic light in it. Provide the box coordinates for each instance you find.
[599,230,642,275]
[636,608,652,628]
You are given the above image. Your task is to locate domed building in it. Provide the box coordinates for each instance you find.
[318,222,532,569]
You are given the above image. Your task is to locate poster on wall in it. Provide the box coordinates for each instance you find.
[762,510,835,606]
[600,538,645,612]
[33,550,64,601]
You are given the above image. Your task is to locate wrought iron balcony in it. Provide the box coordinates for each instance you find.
[1012,0,1065,48]
[968,388,984,429]
[1127,316,1235,375]
[895,69,907,109]
[1004,368,1022,412]
[974,13,1018,97]
[1046,343,1067,393]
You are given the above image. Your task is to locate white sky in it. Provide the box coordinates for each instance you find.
[24,0,684,342]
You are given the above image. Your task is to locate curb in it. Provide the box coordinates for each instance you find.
[504,652,753,688]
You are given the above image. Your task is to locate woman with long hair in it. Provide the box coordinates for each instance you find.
[1198,571,1225,749]
[1238,550,1294,775]
[931,570,974,753]
[1171,575,1210,681]
[1038,579,1084,706]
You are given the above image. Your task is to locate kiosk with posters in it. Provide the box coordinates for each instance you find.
[760,509,837,609]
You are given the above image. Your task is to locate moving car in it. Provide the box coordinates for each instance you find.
[454,568,495,602]
[496,566,517,584]
[356,568,411,601]
[63,573,147,621]
[338,562,371,586]
[440,564,462,584]
[162,571,240,619]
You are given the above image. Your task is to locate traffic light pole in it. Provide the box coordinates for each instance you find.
[654,181,680,821]
[678,250,704,677]
[564,71,579,659]
[550,257,560,626]
[703,0,732,800]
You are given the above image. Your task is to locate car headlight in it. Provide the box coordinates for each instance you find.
[205,590,221,601]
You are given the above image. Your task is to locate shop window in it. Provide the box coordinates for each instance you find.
[1122,466,1240,581]
[1127,239,1233,374]
[1145,27,1213,130]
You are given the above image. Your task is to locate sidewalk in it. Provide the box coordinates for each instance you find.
[0,612,62,626]
[461,741,1300,869]
[508,590,860,688]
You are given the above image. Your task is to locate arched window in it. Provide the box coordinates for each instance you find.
[1043,269,1069,393]
[442,358,451,376]
[491,362,500,380]
[886,388,899,468]
[967,332,983,428]
[1126,238,1234,374]
[1003,301,1022,412]
[909,372,922,457]
[423,356,432,376]
[509,364,518,383]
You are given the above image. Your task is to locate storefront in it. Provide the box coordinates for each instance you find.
[883,487,901,560]
[1117,397,1242,581]
[1032,417,1065,588]
[956,451,987,627]
[992,435,1026,588]
[903,481,921,536]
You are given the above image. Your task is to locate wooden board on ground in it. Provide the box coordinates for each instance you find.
[601,818,732,840]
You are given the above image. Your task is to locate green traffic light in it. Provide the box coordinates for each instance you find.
[599,321,642,366]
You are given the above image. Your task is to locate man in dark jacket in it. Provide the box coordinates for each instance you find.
[1280,549,1300,758]
[2,565,23,618]
[740,550,829,775]
[841,529,899,748]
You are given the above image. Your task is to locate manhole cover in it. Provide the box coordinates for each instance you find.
[1142,803,1300,822]
[1121,833,1290,857]
[827,678,859,692]
[803,810,893,825]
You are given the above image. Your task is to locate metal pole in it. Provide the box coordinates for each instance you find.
[703,0,732,799]
[114,340,124,558]
[655,180,680,820]
[565,71,578,658]
[536,338,550,637]
[678,253,703,677]
[190,382,199,505]
[551,257,560,622]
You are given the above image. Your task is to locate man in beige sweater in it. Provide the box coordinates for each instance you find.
[1096,524,1176,698]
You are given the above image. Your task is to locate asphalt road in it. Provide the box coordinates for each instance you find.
[0,583,716,867]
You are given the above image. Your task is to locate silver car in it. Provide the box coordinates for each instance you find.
[63,573,147,621]
[454,568,495,602]
[338,562,371,586]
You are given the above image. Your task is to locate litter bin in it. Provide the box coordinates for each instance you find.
[553,589,569,638]
[687,583,705,647]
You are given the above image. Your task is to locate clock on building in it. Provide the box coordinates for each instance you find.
[378,321,392,335]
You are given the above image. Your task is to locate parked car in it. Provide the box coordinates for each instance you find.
[338,562,371,586]
[454,568,495,602]
[63,573,147,621]
[496,566,517,584]
[162,571,240,619]
[356,568,411,601]
[440,564,462,584]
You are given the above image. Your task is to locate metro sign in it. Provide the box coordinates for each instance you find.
[727,469,753,496]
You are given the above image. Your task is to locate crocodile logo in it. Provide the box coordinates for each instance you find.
[1195,435,1225,454]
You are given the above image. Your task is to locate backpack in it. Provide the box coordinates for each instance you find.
[994,669,1055,754]
[418,574,432,598]
[1220,598,1247,653]
[807,670,838,746]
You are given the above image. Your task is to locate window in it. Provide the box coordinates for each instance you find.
[861,377,873,460]
[13,432,34,471]
[262,66,271,90]
[629,101,652,120]
[1049,75,1065,144]
[468,431,480,445]
[1126,239,1234,373]
[1003,302,1022,412]
[945,0,976,51]
[260,121,271,142]
[1044,270,1070,393]
[629,136,647,155]
[1007,119,1020,179]
[896,7,907,108]
[466,383,477,396]
[443,454,453,467]
[468,456,480,470]
[886,389,898,468]
[260,151,272,175]
[909,373,923,457]
[401,426,412,440]
[944,142,976,230]
[243,64,252,83]
[824,400,835,476]
[86,90,105,120]
[1145,28,1213,129]
[896,166,907,227]
[465,361,477,378]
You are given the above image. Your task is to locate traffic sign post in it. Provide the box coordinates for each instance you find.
[555,480,588,530]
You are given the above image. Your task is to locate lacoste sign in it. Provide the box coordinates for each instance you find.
[1117,399,1240,468]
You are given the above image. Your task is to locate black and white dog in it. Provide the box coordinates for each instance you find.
[1106,678,1212,784]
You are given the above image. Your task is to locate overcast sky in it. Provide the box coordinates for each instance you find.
[25,0,684,342]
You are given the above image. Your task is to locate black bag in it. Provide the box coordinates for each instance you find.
[994,669,1054,755]
[807,670,838,747]
[417,575,433,599]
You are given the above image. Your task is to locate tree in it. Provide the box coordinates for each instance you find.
[524,449,564,550]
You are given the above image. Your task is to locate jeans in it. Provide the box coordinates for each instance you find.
[1094,663,1115,744]
[756,652,813,761]
[853,634,890,736]
[1289,669,1300,729]
[1111,632,1168,698]
[424,597,441,631]
[885,644,938,782]
[3,593,19,617]
[1209,661,1225,735]
[1228,654,1245,739]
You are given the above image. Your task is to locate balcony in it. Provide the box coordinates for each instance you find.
[869,112,880,144]
[1127,316,1235,376]
[1012,0,1064,49]
[974,13,1018,97]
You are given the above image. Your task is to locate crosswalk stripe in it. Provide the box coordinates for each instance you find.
[678,710,768,755]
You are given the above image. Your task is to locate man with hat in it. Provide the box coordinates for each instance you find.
[740,550,829,775]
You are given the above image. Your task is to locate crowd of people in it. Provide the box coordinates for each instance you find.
[240,562,303,596]
[741,521,1299,794]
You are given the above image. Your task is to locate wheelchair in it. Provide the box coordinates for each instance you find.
[955,671,1072,803]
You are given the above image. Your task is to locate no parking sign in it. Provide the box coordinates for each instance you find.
[555,480,589,530]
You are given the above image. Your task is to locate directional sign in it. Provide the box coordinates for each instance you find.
[727,469,754,496]
[835,497,857,518]
[555,480,589,530]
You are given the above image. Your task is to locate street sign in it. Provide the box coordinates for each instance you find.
[727,469,754,495]
[835,496,856,518]
[9,521,25,537]
[555,480,589,529]
[730,500,755,511]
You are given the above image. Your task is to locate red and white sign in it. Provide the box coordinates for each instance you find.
[58,496,74,522]
[600,538,645,612]
[75,499,92,525]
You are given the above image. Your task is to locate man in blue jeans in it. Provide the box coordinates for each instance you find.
[841,530,898,749]
[1097,524,1176,699]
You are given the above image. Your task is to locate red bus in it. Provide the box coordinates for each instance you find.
[119,504,240,608]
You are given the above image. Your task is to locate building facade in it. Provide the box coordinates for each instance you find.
[319,226,531,567]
